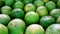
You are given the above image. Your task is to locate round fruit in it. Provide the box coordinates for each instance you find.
[56,16,60,23]
[43,0,49,3]
[50,9,60,19]
[57,0,60,8]
[40,16,55,28]
[25,24,45,34]
[45,1,56,11]
[5,0,14,6]
[24,4,36,12]
[0,0,3,7]
[24,12,39,25]
[11,9,24,19]
[8,19,26,34]
[15,0,23,2]
[0,14,11,25]
[1,6,12,15]
[46,24,60,34]
[34,0,44,7]
[0,24,8,34]
[23,0,33,5]
[36,6,48,17]
[13,1,24,9]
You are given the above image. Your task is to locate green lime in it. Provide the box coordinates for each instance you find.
[45,1,56,11]
[0,24,8,34]
[24,4,36,12]
[25,24,45,34]
[8,19,26,34]
[0,14,11,25]
[11,9,24,19]
[46,24,60,34]
[40,16,55,28]
[50,9,60,19]
[5,0,14,6]
[36,6,48,17]
[34,0,44,7]
[24,12,39,25]
[13,1,24,9]
[1,6,12,15]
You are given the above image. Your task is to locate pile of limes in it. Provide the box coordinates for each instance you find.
[0,0,60,34]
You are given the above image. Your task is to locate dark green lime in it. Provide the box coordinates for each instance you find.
[13,1,24,9]
[45,1,56,11]
[0,14,11,25]
[11,9,24,19]
[5,0,14,6]
[40,16,55,28]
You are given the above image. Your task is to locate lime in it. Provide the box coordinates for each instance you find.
[24,4,36,12]
[11,9,24,19]
[1,6,12,15]
[36,6,48,17]
[24,12,39,25]
[25,24,45,34]
[40,16,55,28]
[46,24,60,34]
[8,19,26,34]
